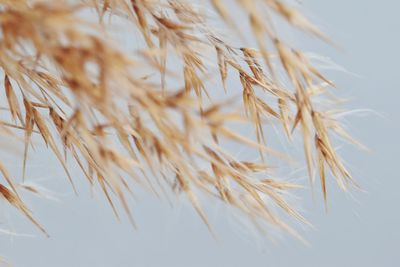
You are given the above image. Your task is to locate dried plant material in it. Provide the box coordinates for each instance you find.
[4,75,23,124]
[0,0,360,241]
[0,257,10,267]
[0,184,48,237]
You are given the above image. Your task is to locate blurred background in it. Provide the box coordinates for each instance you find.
[0,0,399,266]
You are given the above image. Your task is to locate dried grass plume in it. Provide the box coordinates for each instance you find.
[0,0,361,241]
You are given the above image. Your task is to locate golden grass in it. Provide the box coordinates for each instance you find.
[0,0,359,239]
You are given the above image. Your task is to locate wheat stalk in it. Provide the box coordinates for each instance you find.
[0,0,359,240]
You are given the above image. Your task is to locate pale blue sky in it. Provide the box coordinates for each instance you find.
[1,1,399,266]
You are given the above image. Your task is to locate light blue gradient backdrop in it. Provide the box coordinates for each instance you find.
[1,1,399,266]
